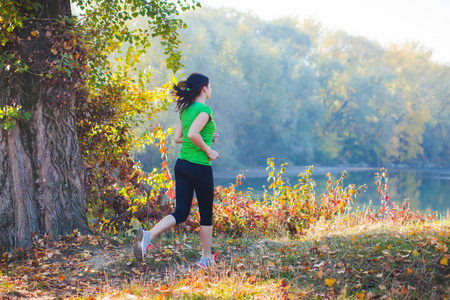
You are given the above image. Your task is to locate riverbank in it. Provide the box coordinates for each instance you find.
[1,215,449,299]
[214,164,450,179]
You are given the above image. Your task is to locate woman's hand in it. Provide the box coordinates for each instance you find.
[207,148,219,160]
[212,133,219,143]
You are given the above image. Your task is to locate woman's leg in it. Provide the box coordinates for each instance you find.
[174,160,215,261]
[148,215,176,240]
[199,225,213,259]
[188,163,214,260]
[133,159,193,261]
[150,159,195,240]
[171,159,195,224]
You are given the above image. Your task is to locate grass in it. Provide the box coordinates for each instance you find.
[1,212,449,299]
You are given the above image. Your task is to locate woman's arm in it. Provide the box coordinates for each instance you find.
[174,120,183,144]
[188,112,219,160]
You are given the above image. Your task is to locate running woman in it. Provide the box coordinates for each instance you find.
[133,73,219,268]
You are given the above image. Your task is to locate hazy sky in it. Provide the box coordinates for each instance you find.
[204,0,450,65]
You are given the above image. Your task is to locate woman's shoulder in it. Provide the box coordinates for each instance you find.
[181,102,210,118]
[197,102,212,112]
[191,102,212,114]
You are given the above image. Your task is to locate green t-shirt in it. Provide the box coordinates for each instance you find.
[178,102,216,166]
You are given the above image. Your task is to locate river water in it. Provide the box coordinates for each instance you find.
[214,166,450,214]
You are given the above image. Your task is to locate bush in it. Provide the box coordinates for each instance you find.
[213,158,368,236]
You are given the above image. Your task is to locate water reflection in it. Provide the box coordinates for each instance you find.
[214,167,450,213]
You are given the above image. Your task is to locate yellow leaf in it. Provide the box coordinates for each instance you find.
[356,292,365,299]
[413,250,419,256]
[441,257,448,266]
[325,278,336,287]
[387,245,392,250]
[407,268,412,274]
[165,249,171,254]
[31,30,38,36]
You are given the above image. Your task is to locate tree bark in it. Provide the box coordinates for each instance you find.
[0,0,91,251]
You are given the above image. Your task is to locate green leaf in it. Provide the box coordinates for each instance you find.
[23,112,32,120]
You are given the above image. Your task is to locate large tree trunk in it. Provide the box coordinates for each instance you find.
[0,0,91,251]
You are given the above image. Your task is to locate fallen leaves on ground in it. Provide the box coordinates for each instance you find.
[0,221,449,299]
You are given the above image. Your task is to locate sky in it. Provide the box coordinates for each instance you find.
[204,0,450,65]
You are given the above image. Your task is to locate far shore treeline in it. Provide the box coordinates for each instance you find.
[129,7,449,171]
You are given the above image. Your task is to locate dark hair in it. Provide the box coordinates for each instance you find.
[173,73,209,113]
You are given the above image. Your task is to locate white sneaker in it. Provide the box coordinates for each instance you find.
[133,229,154,261]
[198,252,220,269]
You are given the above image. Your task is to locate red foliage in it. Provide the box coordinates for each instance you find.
[366,168,436,224]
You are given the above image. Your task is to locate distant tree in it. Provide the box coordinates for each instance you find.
[422,65,450,166]
[314,32,394,165]
[385,43,435,163]
[131,8,450,171]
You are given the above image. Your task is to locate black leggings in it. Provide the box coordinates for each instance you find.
[171,159,214,226]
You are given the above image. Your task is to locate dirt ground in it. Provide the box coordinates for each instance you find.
[0,232,178,299]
